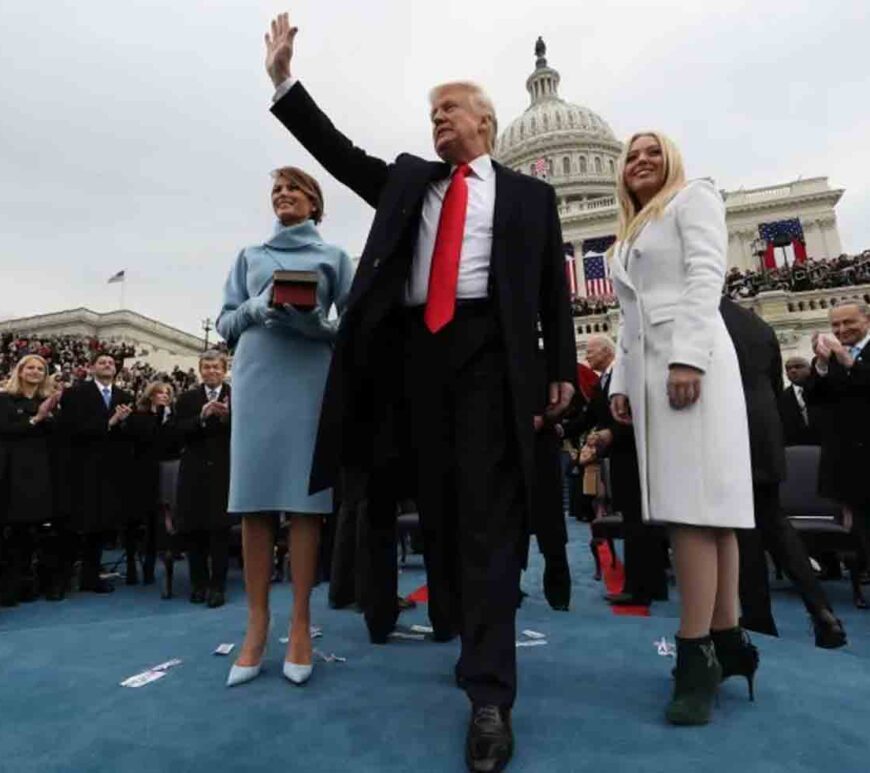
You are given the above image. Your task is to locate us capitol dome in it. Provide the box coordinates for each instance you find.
[495,37,622,210]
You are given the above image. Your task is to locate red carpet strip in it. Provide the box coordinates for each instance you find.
[596,541,650,617]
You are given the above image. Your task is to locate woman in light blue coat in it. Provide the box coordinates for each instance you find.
[216,167,353,687]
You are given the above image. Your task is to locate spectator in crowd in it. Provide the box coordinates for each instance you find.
[126,382,176,587]
[719,297,846,648]
[779,356,822,446]
[58,352,134,594]
[217,164,353,688]
[575,335,669,607]
[174,351,232,608]
[0,355,64,604]
[572,296,619,318]
[804,302,870,607]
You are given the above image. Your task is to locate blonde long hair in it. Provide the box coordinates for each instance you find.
[5,355,54,399]
[137,381,174,411]
[614,131,686,246]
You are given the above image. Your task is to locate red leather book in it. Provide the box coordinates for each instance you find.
[270,270,319,311]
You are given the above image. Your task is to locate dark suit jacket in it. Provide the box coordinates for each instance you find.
[271,83,577,505]
[719,297,786,485]
[57,381,134,532]
[779,385,821,446]
[804,339,870,505]
[174,384,231,532]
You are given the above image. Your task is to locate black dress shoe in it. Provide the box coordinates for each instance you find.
[466,705,513,773]
[207,590,225,608]
[189,589,207,604]
[605,591,650,606]
[814,616,847,649]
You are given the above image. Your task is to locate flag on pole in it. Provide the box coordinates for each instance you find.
[107,270,126,284]
[758,220,807,269]
[532,158,548,179]
[563,243,578,298]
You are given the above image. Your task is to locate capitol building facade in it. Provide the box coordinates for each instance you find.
[494,39,855,360]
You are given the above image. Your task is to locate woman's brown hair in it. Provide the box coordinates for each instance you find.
[271,166,325,224]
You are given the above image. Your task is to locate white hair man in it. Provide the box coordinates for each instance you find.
[264,12,577,771]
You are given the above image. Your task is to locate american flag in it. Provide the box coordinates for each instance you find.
[583,252,613,297]
[758,219,807,269]
[532,158,547,178]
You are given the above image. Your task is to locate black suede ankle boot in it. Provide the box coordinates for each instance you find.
[711,626,759,701]
[666,635,721,725]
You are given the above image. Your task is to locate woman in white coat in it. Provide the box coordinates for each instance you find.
[608,132,757,726]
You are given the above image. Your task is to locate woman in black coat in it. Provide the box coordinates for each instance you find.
[0,355,63,604]
[126,381,178,587]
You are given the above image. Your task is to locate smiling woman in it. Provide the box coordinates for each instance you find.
[215,165,354,690]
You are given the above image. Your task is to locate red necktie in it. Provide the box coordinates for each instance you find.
[424,163,471,333]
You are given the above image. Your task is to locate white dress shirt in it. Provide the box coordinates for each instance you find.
[272,78,495,306]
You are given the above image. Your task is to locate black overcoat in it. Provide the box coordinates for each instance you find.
[271,84,577,507]
[174,384,231,532]
[804,340,870,505]
[57,381,135,533]
[719,297,786,485]
[0,393,57,524]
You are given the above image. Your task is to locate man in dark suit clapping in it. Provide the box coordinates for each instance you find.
[264,13,577,770]
[805,302,870,594]
[58,352,134,593]
[174,351,231,608]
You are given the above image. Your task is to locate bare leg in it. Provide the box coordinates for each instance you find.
[286,514,322,665]
[711,529,740,631]
[670,525,718,638]
[236,514,275,667]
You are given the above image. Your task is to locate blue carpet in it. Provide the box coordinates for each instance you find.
[1,519,869,773]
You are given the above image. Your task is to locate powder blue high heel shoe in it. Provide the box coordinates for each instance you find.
[226,626,269,687]
[282,660,313,685]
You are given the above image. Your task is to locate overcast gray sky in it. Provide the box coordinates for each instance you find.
[1,0,867,338]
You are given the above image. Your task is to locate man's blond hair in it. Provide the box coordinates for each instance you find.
[429,81,498,154]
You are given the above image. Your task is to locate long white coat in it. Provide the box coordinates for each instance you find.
[609,180,754,528]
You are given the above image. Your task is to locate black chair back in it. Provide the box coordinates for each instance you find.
[781,445,839,518]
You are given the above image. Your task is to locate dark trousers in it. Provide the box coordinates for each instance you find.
[739,482,833,634]
[360,474,400,637]
[187,528,230,592]
[0,525,35,602]
[329,499,365,609]
[404,304,525,709]
[80,531,109,586]
[124,514,157,578]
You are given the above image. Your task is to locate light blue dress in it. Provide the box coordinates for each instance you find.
[216,220,354,515]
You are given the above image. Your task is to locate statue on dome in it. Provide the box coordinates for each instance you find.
[535,36,547,67]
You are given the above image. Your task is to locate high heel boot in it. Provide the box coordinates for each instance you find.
[711,626,759,701]
[666,635,722,725]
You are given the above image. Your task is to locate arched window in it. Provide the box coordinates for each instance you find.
[594,157,603,174]
[567,111,575,127]
[555,112,562,129]
[519,123,524,139]
[530,116,537,132]
[608,159,615,175]
[579,156,588,174]
[547,158,554,176]
[542,112,549,130]
[562,156,571,176]
[530,163,536,176]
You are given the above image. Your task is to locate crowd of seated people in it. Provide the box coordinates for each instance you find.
[572,296,618,317]
[724,250,870,300]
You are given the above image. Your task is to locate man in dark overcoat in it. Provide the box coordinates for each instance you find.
[263,14,577,771]
[58,352,134,593]
[174,351,232,607]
